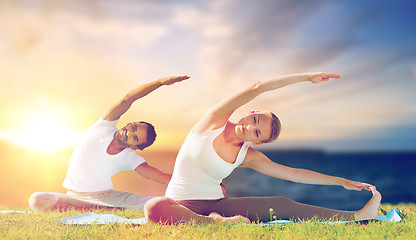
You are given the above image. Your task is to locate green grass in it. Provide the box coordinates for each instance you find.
[1,204,415,240]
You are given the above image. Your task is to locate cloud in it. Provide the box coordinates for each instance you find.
[0,0,174,56]
[168,1,368,91]
[190,0,318,77]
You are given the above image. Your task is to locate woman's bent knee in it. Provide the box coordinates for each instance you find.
[29,192,60,212]
[144,196,177,224]
[276,196,297,205]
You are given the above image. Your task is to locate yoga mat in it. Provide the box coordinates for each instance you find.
[59,212,147,225]
[59,208,401,225]
[263,208,402,225]
[0,210,32,214]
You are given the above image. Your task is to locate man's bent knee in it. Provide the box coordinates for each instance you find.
[29,192,60,212]
[144,196,177,224]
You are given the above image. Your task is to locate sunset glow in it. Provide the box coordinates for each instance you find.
[0,109,81,153]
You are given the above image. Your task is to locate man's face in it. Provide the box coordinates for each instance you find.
[115,122,148,149]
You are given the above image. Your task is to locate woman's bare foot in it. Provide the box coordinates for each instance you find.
[355,186,382,220]
[209,212,251,224]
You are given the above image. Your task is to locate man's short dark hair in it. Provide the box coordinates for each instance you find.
[136,121,156,150]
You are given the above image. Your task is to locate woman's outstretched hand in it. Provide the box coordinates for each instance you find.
[341,179,375,191]
[308,72,341,83]
[159,75,190,85]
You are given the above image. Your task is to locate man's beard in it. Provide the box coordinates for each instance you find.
[115,131,130,147]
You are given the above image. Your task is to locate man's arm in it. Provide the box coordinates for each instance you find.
[135,162,171,185]
[103,76,189,121]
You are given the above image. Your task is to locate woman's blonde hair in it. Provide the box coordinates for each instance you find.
[263,112,281,143]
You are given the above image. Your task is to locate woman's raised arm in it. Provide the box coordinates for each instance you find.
[193,72,341,133]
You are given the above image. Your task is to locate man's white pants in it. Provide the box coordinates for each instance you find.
[29,190,154,211]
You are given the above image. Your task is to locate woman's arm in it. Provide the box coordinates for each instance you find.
[103,76,189,121]
[192,72,341,133]
[240,148,373,191]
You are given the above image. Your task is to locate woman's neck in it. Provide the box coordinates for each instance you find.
[223,122,243,145]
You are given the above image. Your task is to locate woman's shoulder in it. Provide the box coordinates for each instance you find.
[238,147,267,168]
[192,119,227,134]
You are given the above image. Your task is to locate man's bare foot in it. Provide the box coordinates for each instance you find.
[209,212,251,224]
[355,186,382,220]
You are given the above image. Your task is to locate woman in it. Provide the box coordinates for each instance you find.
[145,72,381,224]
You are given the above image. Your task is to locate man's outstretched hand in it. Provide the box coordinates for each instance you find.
[308,72,341,83]
[159,75,190,85]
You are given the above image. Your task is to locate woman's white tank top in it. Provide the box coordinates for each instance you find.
[165,125,250,200]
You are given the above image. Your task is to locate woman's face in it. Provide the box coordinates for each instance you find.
[235,113,272,144]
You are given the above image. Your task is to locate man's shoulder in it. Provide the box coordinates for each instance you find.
[75,118,118,145]
[123,149,146,161]
[87,117,118,131]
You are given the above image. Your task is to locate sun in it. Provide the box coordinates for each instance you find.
[0,109,81,153]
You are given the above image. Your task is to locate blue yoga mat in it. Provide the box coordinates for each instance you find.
[59,208,402,225]
[59,212,147,225]
[263,208,402,225]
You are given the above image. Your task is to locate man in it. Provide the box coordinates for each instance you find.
[29,75,189,211]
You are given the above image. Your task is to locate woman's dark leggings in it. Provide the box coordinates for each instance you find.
[177,196,355,222]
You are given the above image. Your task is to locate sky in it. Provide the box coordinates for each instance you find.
[1,0,415,153]
[0,0,415,206]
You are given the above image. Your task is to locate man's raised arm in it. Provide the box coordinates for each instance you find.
[103,76,190,121]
